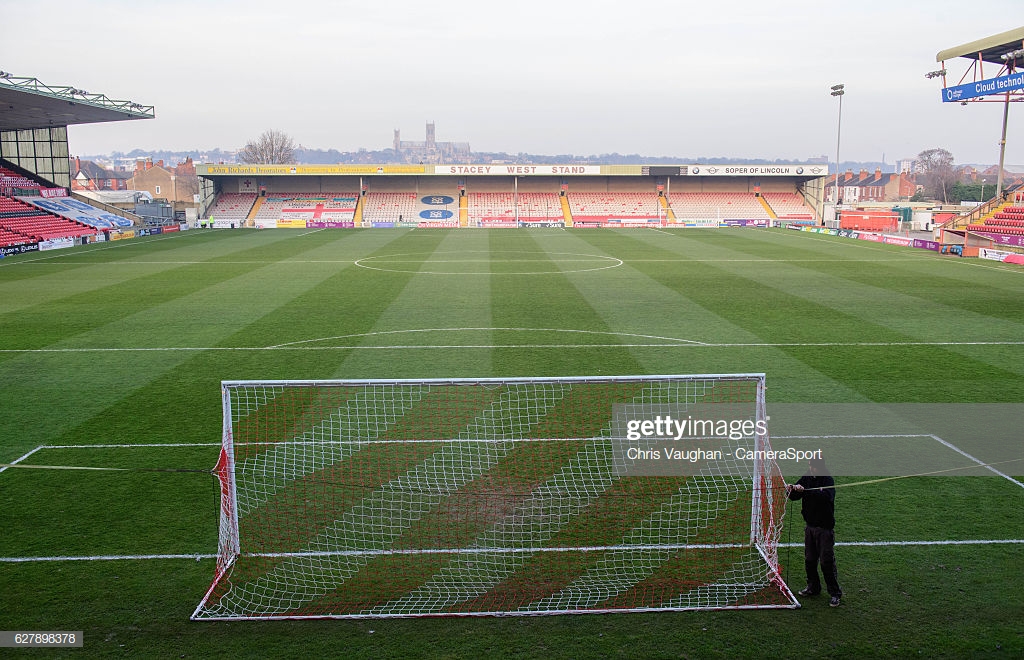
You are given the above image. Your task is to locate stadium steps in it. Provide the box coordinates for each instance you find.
[353,195,364,226]
[659,195,676,221]
[560,195,573,227]
[246,196,265,227]
[459,195,468,227]
[758,195,778,220]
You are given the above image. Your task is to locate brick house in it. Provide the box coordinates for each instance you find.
[824,169,916,203]
[127,157,199,213]
[70,157,132,191]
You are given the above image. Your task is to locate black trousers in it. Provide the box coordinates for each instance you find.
[804,525,842,597]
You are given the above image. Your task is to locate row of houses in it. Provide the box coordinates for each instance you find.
[71,156,199,217]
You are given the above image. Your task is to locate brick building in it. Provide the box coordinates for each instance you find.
[824,168,916,203]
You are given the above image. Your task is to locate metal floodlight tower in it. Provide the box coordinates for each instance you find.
[830,84,845,207]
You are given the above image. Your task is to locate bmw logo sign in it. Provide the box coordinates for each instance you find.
[796,167,804,174]
[692,167,700,174]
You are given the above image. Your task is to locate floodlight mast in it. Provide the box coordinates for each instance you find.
[994,50,1023,198]
[830,84,845,210]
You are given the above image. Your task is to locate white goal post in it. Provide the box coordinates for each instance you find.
[193,374,798,620]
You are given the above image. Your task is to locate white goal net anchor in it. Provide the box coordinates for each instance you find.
[193,374,798,620]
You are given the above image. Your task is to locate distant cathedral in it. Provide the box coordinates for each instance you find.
[392,122,470,164]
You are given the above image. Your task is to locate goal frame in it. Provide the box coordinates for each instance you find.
[194,374,798,620]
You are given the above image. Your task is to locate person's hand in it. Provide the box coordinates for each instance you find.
[791,484,804,493]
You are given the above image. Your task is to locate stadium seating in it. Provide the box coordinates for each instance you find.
[0,195,95,241]
[762,192,814,220]
[668,193,770,220]
[0,166,43,194]
[568,192,661,219]
[207,193,257,222]
[255,193,358,224]
[467,192,563,224]
[362,192,460,225]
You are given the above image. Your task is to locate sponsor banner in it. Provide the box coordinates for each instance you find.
[680,218,721,227]
[40,188,67,198]
[434,165,601,176]
[857,232,883,242]
[371,222,395,228]
[979,247,1015,261]
[985,234,1024,247]
[92,233,106,242]
[109,230,135,241]
[164,224,180,233]
[722,219,768,227]
[572,221,604,228]
[199,164,426,176]
[882,235,914,247]
[518,221,564,228]
[0,242,40,256]
[419,209,455,220]
[416,221,459,228]
[149,227,164,235]
[212,220,239,229]
[913,239,940,251]
[480,219,518,228]
[255,219,278,229]
[608,217,661,225]
[685,164,825,177]
[942,71,1024,103]
[276,219,307,228]
[308,221,355,228]
[38,237,75,251]
[421,195,455,205]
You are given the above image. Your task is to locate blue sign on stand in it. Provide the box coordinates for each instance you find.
[942,71,1024,102]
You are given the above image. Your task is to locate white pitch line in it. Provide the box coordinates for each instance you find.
[296,228,325,237]
[4,539,1022,563]
[779,539,1024,548]
[3,340,1024,354]
[930,434,1024,489]
[0,445,44,475]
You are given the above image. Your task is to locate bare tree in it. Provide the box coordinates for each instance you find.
[916,148,956,204]
[239,129,296,164]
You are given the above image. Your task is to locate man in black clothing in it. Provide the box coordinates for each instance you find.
[787,458,842,607]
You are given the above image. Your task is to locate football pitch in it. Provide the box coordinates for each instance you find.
[1,227,1022,658]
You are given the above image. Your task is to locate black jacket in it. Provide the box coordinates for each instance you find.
[788,474,836,530]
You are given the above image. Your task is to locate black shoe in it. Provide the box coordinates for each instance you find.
[829,596,841,607]
[798,588,819,596]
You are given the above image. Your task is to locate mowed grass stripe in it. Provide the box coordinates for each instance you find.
[489,230,649,377]
[676,229,1024,334]
[328,229,495,378]
[0,229,359,351]
[0,231,417,456]
[21,230,445,455]
[578,229,1024,401]
[545,229,868,400]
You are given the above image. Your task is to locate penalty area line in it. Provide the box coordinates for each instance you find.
[4,539,1023,563]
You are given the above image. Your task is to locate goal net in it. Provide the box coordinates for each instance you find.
[193,374,797,620]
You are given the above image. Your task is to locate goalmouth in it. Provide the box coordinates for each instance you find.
[193,374,798,620]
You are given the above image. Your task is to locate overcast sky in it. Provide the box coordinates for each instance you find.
[2,1,1022,166]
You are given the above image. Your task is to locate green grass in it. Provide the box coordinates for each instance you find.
[1,227,1022,658]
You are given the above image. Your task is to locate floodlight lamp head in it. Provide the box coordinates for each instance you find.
[830,84,845,91]
[925,69,946,79]
[1000,48,1024,61]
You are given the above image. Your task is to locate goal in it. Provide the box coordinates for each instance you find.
[193,374,798,620]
